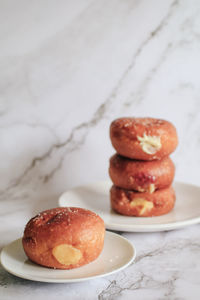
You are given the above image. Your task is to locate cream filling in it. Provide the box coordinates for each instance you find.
[137,183,155,193]
[130,198,154,216]
[149,183,155,194]
[137,134,161,154]
[52,244,82,265]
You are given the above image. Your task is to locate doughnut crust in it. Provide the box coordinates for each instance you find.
[110,117,178,160]
[110,185,175,217]
[22,207,105,269]
[109,154,175,193]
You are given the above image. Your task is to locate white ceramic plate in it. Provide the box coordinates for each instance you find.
[0,232,136,283]
[59,181,200,232]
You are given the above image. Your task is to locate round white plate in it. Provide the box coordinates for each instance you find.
[0,232,136,283]
[59,181,200,232]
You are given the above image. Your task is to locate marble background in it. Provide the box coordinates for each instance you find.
[1,0,200,299]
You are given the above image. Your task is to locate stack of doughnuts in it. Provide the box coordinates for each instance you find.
[109,117,178,217]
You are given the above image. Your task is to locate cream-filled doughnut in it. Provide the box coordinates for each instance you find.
[22,207,105,269]
[110,117,178,160]
[110,185,175,217]
[109,154,175,193]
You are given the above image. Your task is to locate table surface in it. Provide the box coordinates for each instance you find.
[1,0,200,299]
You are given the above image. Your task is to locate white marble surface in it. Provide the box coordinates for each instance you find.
[1,0,200,299]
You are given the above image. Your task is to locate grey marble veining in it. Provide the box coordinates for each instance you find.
[1,0,200,299]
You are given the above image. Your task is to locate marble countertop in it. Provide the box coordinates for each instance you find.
[1,0,200,299]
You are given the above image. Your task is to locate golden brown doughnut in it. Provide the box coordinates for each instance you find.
[110,117,178,160]
[110,185,175,217]
[109,154,175,193]
[22,207,105,269]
